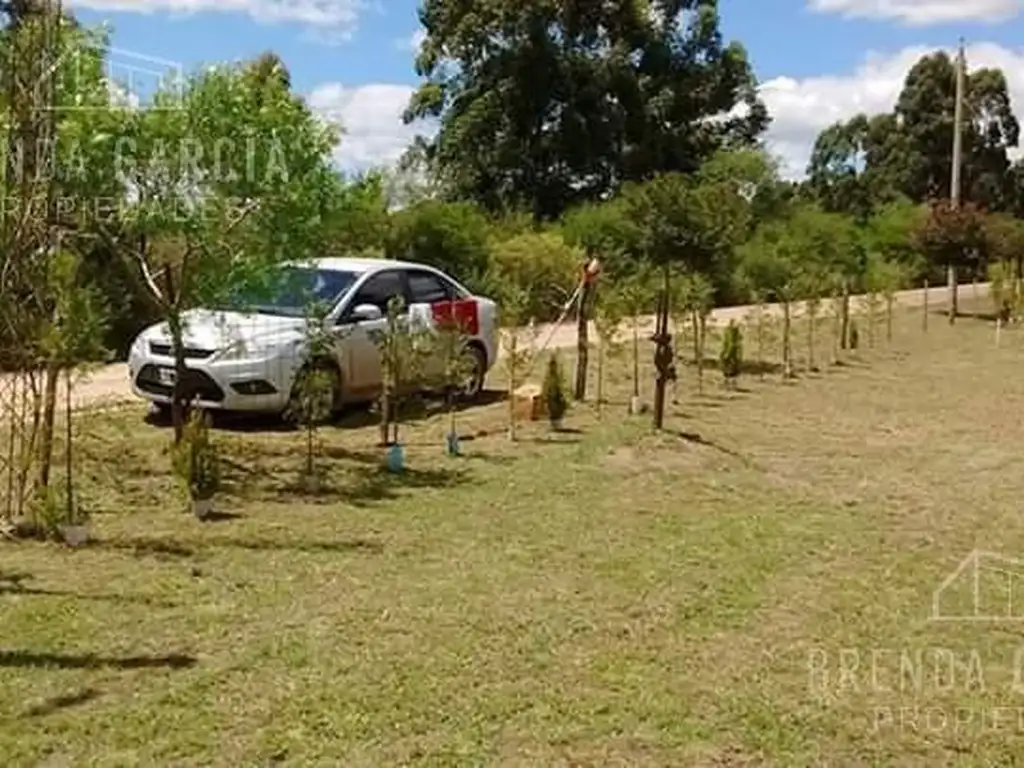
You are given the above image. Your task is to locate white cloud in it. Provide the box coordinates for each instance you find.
[306,82,436,171]
[396,28,426,51]
[809,0,1021,25]
[68,0,366,40]
[305,42,1024,182]
[761,41,1024,178]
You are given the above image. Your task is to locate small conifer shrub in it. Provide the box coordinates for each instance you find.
[720,320,743,388]
[541,353,569,428]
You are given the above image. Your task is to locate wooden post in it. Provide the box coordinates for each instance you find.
[572,259,600,401]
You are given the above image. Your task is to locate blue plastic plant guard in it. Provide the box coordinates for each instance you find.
[386,443,405,473]
[445,431,460,456]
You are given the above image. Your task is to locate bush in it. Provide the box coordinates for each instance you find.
[719,320,743,385]
[486,231,583,322]
[173,409,220,501]
[541,352,569,426]
[385,200,492,292]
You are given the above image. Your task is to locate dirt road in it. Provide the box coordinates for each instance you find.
[6,282,989,411]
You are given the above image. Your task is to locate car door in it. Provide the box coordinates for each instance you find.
[406,268,458,382]
[336,269,408,400]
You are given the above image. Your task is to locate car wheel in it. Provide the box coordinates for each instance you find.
[284,362,342,427]
[455,345,486,402]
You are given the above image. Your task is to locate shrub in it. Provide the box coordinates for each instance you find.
[541,353,569,427]
[385,200,492,291]
[172,409,220,501]
[486,232,583,322]
[720,320,743,386]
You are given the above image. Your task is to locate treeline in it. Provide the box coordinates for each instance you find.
[5,2,1024,362]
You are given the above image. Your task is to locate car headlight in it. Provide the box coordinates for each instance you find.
[215,338,296,362]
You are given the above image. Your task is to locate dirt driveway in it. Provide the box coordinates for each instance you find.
[7,282,988,411]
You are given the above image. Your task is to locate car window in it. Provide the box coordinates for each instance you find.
[407,270,453,304]
[348,271,406,314]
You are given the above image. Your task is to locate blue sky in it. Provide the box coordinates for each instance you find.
[70,0,1024,177]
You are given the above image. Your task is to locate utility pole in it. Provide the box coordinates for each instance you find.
[948,37,965,324]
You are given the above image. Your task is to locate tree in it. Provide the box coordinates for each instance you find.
[37,249,108,534]
[375,296,433,449]
[592,286,624,416]
[618,265,657,411]
[806,114,907,219]
[406,0,767,220]
[499,287,536,441]
[984,212,1024,318]
[486,231,583,322]
[560,198,640,280]
[292,299,336,492]
[321,171,391,257]
[913,199,987,323]
[863,254,905,345]
[385,200,492,290]
[625,171,749,287]
[674,272,715,393]
[739,223,803,378]
[431,305,477,455]
[91,59,338,443]
[806,50,1021,215]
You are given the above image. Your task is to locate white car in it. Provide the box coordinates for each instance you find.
[127,257,499,421]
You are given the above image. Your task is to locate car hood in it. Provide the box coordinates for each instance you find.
[144,309,306,351]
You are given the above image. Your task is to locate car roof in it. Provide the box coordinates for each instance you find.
[297,256,435,274]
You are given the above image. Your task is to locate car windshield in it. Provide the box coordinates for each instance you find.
[228,267,359,317]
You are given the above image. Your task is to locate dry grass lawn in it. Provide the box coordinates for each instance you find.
[3,298,1024,766]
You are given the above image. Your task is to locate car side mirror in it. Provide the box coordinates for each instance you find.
[348,303,383,323]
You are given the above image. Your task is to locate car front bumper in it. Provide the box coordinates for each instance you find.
[128,348,298,413]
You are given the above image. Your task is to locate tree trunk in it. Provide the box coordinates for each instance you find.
[923,279,929,332]
[35,361,59,491]
[691,310,702,394]
[573,280,593,401]
[806,301,816,371]
[596,344,604,417]
[169,316,188,445]
[782,301,793,378]
[757,307,765,380]
[867,300,875,348]
[840,280,850,350]
[507,336,517,441]
[886,296,894,343]
[631,316,639,399]
[64,367,73,521]
[947,263,958,324]
[831,297,841,365]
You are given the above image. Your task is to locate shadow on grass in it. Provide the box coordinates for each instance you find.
[0,650,196,671]
[208,536,384,554]
[97,533,383,557]
[661,428,757,468]
[147,390,508,435]
[22,688,101,718]
[343,466,471,507]
[957,310,1004,323]
[681,357,784,377]
[1,573,175,607]
[198,511,243,523]
[101,537,196,560]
